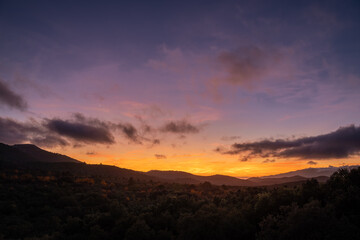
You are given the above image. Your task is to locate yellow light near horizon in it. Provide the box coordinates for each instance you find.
[54,146,360,178]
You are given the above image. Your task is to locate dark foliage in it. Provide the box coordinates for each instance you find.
[0,167,359,239]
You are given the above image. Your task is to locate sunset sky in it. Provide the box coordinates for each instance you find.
[1,0,359,177]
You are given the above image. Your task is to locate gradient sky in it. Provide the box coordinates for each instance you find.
[1,0,359,177]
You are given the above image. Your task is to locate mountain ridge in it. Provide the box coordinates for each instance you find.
[258,165,360,179]
[13,144,81,163]
[2,142,355,186]
[146,170,254,186]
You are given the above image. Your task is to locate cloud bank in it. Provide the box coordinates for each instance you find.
[46,118,115,145]
[217,125,360,160]
[0,113,199,148]
[0,117,68,148]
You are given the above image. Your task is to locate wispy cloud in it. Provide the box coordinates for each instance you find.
[155,154,167,159]
[307,160,317,165]
[160,120,201,134]
[0,79,28,111]
[263,159,275,163]
[215,46,282,87]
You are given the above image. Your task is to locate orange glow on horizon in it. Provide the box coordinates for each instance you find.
[58,146,360,178]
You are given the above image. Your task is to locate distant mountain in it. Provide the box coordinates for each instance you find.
[146,170,332,186]
[0,143,159,181]
[13,144,80,163]
[1,142,354,187]
[248,175,329,186]
[259,166,360,179]
[146,170,254,186]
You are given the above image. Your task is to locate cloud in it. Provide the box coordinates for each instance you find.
[217,125,360,160]
[240,157,249,162]
[0,117,68,147]
[307,161,317,165]
[155,154,167,159]
[86,152,96,155]
[45,116,115,144]
[1,112,202,148]
[115,123,142,143]
[161,120,200,134]
[215,46,282,88]
[263,159,276,163]
[0,113,162,147]
[31,135,69,148]
[207,45,298,102]
[46,113,148,145]
[0,79,28,111]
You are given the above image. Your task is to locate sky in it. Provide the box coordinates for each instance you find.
[0,0,360,177]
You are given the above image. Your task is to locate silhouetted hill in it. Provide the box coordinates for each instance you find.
[0,143,161,181]
[146,170,332,186]
[146,170,255,186]
[13,144,80,163]
[0,143,38,166]
[29,162,159,181]
[0,143,80,165]
[248,175,329,186]
[0,142,351,186]
[260,166,360,179]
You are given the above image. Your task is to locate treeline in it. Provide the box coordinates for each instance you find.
[0,167,359,240]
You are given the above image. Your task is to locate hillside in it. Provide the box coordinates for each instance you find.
[0,143,159,182]
[13,144,80,163]
[248,175,329,186]
[0,143,38,165]
[260,166,360,179]
[146,170,255,186]
[147,170,331,186]
[2,166,359,239]
[0,142,348,186]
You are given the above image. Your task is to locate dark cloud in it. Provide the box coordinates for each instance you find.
[116,123,142,143]
[86,152,96,155]
[72,113,147,144]
[45,113,150,145]
[214,146,226,153]
[240,157,249,162]
[31,135,69,148]
[307,161,317,165]
[155,154,167,159]
[0,117,68,147]
[263,159,276,163]
[0,112,161,147]
[0,79,28,111]
[217,125,360,160]
[161,120,200,134]
[46,117,115,144]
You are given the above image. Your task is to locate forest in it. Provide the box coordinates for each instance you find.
[1,166,359,240]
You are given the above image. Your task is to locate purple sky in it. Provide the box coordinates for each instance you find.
[0,0,359,177]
